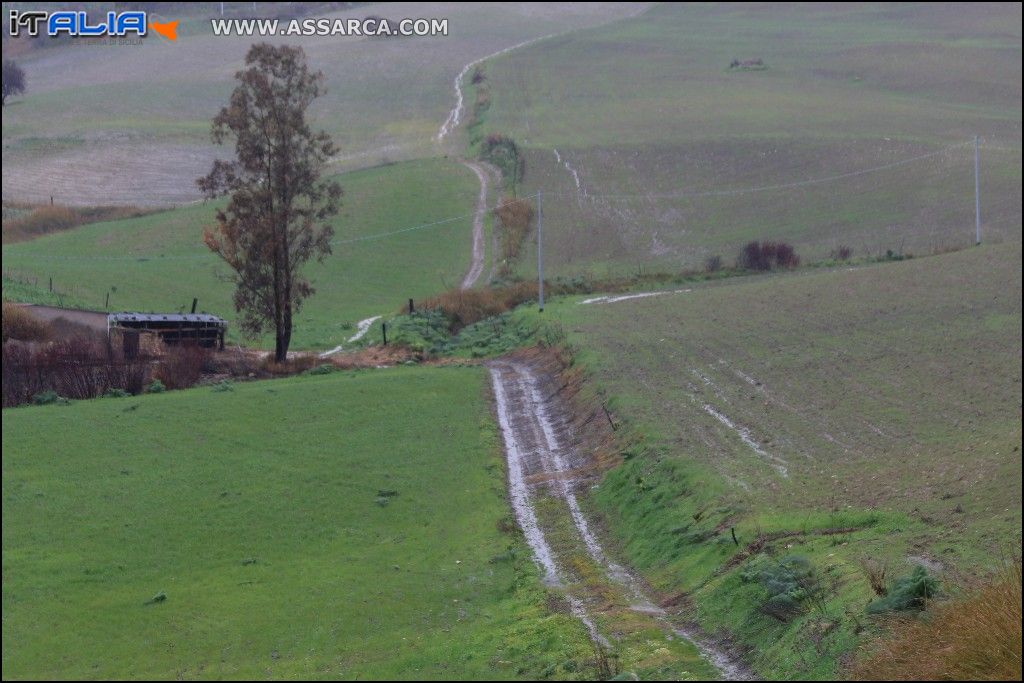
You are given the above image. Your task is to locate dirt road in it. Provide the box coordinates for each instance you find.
[488,358,750,679]
[460,161,490,289]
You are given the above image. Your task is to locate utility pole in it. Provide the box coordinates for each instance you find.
[974,135,981,245]
[536,190,544,312]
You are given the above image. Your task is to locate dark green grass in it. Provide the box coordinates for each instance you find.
[2,158,478,350]
[514,243,1022,678]
[2,366,597,680]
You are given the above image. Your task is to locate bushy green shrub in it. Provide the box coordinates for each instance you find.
[866,566,939,614]
[146,379,166,394]
[742,554,821,621]
[479,134,524,189]
[303,364,335,376]
[31,390,60,405]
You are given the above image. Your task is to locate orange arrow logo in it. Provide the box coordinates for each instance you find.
[150,19,178,41]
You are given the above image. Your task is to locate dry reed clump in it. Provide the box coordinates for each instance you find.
[418,281,539,332]
[850,558,1022,681]
[492,196,534,275]
[2,302,52,342]
[2,203,149,243]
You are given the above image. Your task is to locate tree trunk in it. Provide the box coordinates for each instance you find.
[275,301,292,362]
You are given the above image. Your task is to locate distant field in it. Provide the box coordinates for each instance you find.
[474,3,1022,274]
[2,158,479,350]
[1,2,643,205]
[1,366,596,679]
[518,243,1022,678]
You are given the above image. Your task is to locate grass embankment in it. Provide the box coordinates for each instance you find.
[2,366,598,679]
[509,243,1022,679]
[1,158,479,351]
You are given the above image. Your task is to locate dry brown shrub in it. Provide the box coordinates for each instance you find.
[492,196,534,275]
[2,335,151,405]
[851,558,1022,681]
[2,302,52,342]
[2,203,149,243]
[326,345,417,369]
[260,353,319,377]
[154,345,208,390]
[859,558,889,597]
[419,281,539,331]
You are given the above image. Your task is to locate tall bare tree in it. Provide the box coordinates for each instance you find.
[199,43,341,361]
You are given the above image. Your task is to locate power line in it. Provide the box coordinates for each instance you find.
[542,142,970,200]
[3,141,974,262]
[332,212,475,245]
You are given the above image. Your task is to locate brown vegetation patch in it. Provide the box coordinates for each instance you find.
[2,202,152,243]
[492,196,535,276]
[327,344,418,369]
[2,302,52,342]
[2,336,151,406]
[419,281,540,332]
[850,559,1021,681]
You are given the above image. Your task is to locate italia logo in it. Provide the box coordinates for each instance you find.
[8,10,178,41]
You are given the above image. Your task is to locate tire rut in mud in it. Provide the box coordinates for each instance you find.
[460,161,489,289]
[488,358,751,680]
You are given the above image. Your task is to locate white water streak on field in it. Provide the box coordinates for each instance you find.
[579,289,691,305]
[319,315,382,358]
[693,369,789,477]
[553,148,586,197]
[437,35,557,142]
[348,315,382,342]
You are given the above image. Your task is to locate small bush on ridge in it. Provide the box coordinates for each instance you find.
[737,240,800,271]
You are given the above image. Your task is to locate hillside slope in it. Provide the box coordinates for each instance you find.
[518,243,1022,678]
[1,2,643,205]
[2,158,478,350]
[474,3,1022,274]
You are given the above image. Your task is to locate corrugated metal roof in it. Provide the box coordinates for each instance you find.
[108,312,227,325]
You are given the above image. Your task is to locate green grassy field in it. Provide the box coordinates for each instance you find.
[472,3,1022,274]
[1,365,602,680]
[512,243,1022,678]
[1,3,641,205]
[2,158,479,350]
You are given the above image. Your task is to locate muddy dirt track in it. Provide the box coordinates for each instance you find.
[459,161,490,289]
[488,358,751,680]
